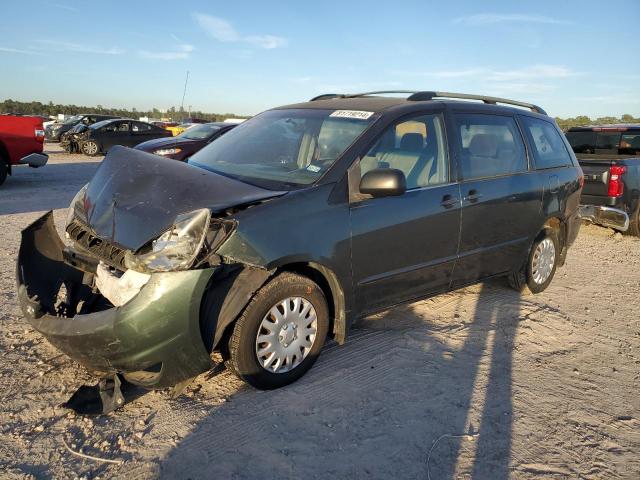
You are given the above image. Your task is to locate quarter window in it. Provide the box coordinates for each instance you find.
[455,114,527,180]
[520,116,572,169]
[360,114,448,190]
[132,122,152,132]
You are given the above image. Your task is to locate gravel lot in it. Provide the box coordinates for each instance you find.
[1,147,639,479]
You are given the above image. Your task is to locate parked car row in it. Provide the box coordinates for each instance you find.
[17,91,585,397]
[64,118,172,156]
[45,113,118,141]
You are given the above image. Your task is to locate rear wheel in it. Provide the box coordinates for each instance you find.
[226,272,329,390]
[625,205,640,237]
[80,140,99,156]
[509,230,559,294]
[0,156,8,186]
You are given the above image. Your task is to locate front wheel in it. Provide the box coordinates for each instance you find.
[226,272,329,390]
[509,230,559,294]
[80,140,100,156]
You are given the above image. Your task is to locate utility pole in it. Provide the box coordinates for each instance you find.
[180,70,189,119]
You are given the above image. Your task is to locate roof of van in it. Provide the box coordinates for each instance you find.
[276,92,547,116]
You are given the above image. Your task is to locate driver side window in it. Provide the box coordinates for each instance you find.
[359,113,448,190]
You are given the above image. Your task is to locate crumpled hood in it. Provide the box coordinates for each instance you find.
[80,146,285,251]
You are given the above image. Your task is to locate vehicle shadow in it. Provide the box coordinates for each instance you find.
[153,279,522,479]
[0,161,100,215]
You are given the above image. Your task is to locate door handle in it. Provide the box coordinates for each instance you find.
[440,194,458,208]
[464,190,483,203]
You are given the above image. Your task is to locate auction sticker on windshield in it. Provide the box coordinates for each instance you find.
[329,110,374,120]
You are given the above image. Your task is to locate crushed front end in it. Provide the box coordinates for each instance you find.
[15,148,283,390]
[16,211,216,388]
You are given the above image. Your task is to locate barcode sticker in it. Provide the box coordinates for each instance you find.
[329,110,374,120]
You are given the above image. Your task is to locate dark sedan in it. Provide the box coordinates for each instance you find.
[76,119,172,156]
[134,122,236,160]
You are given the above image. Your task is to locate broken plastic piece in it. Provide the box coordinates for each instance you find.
[63,375,126,415]
[95,262,150,307]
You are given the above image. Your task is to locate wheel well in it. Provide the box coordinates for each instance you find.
[541,217,567,264]
[0,141,11,175]
[276,262,345,344]
[541,217,563,243]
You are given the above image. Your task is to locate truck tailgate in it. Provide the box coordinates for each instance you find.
[578,160,613,197]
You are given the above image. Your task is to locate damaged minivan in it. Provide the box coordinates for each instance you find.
[17,91,583,393]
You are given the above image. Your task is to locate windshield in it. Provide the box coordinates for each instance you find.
[63,114,83,125]
[179,123,222,140]
[188,109,376,189]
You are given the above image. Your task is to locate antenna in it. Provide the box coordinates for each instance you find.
[180,70,190,116]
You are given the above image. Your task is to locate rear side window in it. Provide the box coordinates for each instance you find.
[620,132,640,155]
[520,117,572,169]
[455,114,527,180]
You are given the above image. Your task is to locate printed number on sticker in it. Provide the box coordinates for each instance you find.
[329,110,374,120]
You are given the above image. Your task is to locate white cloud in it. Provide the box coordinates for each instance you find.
[0,46,44,55]
[49,3,79,12]
[139,44,194,60]
[453,13,570,26]
[193,13,287,49]
[35,39,124,55]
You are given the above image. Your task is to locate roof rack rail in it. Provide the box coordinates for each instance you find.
[309,90,547,115]
[309,94,345,101]
[309,91,416,101]
[406,91,547,115]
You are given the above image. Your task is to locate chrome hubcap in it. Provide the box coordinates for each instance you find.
[84,142,97,155]
[531,237,555,284]
[255,297,317,374]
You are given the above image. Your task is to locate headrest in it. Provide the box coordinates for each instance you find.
[468,134,498,157]
[400,133,424,151]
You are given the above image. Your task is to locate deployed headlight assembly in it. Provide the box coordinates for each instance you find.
[125,208,221,273]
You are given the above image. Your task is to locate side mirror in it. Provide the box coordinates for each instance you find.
[359,168,407,197]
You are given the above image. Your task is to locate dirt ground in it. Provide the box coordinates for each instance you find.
[0,146,638,479]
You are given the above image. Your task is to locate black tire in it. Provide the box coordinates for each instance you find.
[80,140,100,156]
[226,272,329,390]
[625,205,640,237]
[508,229,559,294]
[0,156,8,186]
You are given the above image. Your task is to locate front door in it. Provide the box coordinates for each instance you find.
[350,112,461,314]
[450,113,542,287]
[101,120,131,152]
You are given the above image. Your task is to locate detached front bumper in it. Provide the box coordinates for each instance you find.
[578,205,629,232]
[19,153,48,168]
[16,212,215,388]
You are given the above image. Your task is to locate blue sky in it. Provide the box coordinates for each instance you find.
[1,0,639,117]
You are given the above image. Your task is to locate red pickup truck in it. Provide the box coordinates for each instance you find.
[0,114,49,186]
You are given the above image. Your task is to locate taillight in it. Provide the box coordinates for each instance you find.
[35,129,45,137]
[607,165,626,197]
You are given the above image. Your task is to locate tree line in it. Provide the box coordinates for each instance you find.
[1,98,639,130]
[0,99,246,122]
